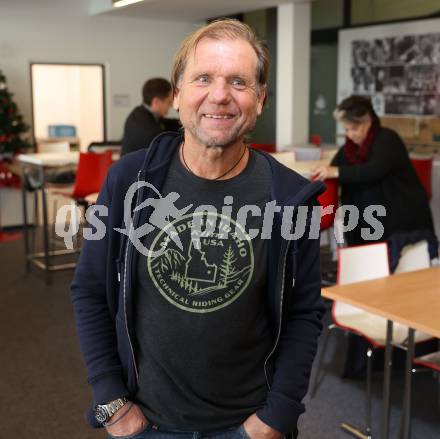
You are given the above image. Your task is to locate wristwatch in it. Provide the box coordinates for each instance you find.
[95,397,128,423]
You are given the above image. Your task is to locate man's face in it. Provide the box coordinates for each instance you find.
[173,38,265,149]
[152,92,173,117]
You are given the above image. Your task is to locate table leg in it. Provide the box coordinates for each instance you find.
[340,342,375,439]
[401,328,415,439]
[340,422,370,438]
[381,320,393,439]
[438,339,440,411]
[366,348,373,437]
[21,173,30,271]
[41,186,51,285]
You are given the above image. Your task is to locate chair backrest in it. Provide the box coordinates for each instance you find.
[38,141,70,153]
[337,242,390,285]
[88,141,121,152]
[410,156,432,200]
[394,240,430,274]
[334,243,390,318]
[293,146,321,161]
[72,151,113,199]
[249,143,276,153]
[317,178,339,231]
[88,142,122,160]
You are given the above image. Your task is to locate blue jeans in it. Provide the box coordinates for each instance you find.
[108,423,250,439]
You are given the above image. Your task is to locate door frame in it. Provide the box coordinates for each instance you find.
[29,62,107,148]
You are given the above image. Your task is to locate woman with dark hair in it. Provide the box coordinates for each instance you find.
[313,95,437,378]
[313,94,434,247]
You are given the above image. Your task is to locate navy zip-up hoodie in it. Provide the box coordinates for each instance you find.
[71,132,325,436]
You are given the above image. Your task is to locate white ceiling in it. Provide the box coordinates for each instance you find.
[96,0,309,22]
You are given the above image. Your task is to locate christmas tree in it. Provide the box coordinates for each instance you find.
[0,69,30,156]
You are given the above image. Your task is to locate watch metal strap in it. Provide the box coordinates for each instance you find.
[107,397,128,416]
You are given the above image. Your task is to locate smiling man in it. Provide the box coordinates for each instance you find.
[71,19,325,439]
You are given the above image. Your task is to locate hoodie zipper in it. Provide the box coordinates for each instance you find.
[122,170,145,383]
[123,237,139,382]
[263,240,291,389]
[119,137,181,387]
[262,196,304,390]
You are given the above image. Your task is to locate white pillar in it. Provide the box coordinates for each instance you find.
[276,2,311,150]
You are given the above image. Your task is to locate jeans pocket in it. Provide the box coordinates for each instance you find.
[238,424,251,439]
[108,422,152,439]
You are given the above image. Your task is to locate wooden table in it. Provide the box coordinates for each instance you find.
[322,267,440,439]
[270,151,338,178]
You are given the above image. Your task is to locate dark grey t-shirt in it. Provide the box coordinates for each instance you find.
[134,149,273,431]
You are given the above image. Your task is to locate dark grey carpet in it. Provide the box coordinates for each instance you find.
[0,236,105,439]
[1,237,438,438]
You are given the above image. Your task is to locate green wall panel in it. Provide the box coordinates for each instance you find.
[309,44,338,144]
[312,0,344,30]
[352,0,440,25]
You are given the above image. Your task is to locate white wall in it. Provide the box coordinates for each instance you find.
[0,1,197,142]
[276,2,311,149]
[79,66,105,150]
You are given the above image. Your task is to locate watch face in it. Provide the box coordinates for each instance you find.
[95,406,108,423]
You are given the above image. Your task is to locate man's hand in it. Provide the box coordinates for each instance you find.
[242,413,283,439]
[105,403,148,438]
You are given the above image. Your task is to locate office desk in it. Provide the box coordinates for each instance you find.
[322,267,440,439]
[270,151,338,178]
[18,151,80,167]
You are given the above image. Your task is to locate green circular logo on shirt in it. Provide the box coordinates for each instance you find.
[147,212,254,313]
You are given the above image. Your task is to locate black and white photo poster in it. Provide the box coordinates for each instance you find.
[338,19,440,117]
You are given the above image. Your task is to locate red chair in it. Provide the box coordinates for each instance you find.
[317,178,339,231]
[0,164,23,243]
[315,178,339,286]
[410,156,432,200]
[51,151,113,247]
[69,151,113,201]
[249,143,276,153]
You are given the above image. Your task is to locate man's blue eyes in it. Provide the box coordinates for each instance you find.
[197,76,209,83]
[231,79,245,86]
[195,77,246,87]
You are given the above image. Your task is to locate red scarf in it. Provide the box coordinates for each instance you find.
[344,121,379,165]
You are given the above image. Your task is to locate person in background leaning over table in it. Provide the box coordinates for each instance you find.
[313,95,438,377]
[121,77,180,156]
[71,18,325,439]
